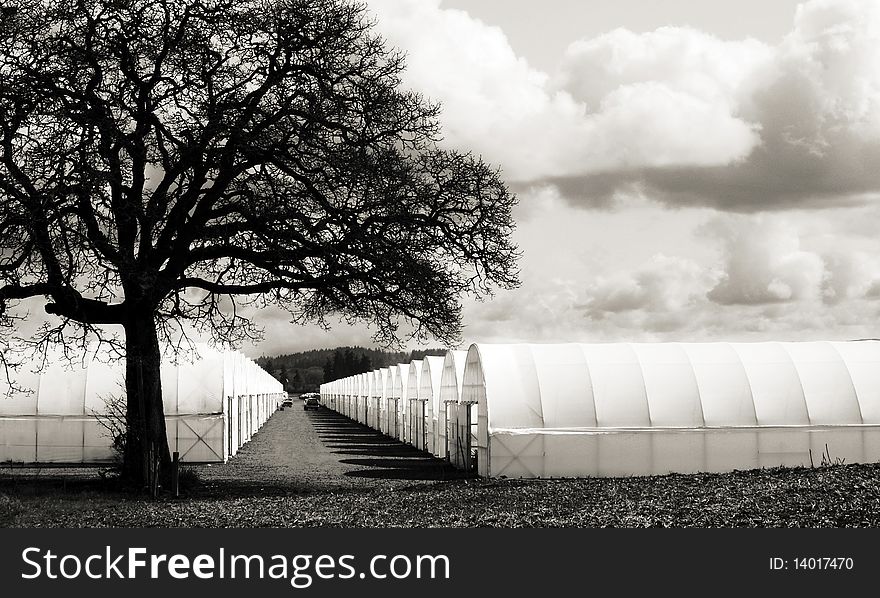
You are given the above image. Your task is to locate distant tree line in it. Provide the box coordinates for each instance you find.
[256,347,447,393]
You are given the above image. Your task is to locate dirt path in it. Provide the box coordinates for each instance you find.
[194,402,465,496]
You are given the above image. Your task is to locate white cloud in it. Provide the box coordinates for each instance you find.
[557,27,772,112]
[585,81,760,169]
[820,249,880,304]
[368,0,880,211]
[460,203,880,345]
[585,254,718,316]
[703,216,827,305]
[701,212,880,308]
[249,1,880,352]
[366,0,588,180]
[365,0,766,181]
[553,0,880,209]
[193,2,880,353]
[557,27,770,169]
[783,0,880,138]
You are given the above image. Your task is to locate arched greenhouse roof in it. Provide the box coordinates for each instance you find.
[461,341,880,432]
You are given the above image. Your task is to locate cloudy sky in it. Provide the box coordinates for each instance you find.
[239,0,880,357]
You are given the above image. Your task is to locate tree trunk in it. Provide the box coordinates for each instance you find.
[122,311,172,488]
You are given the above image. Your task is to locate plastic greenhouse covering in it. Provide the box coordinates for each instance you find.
[438,351,467,462]
[373,368,388,431]
[382,367,396,436]
[319,340,880,479]
[406,360,423,448]
[0,344,284,465]
[419,356,444,456]
[391,364,409,442]
[456,342,880,478]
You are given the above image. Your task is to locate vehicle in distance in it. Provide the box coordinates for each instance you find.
[302,393,320,410]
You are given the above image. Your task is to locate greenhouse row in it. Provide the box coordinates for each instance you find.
[320,341,880,478]
[0,344,284,464]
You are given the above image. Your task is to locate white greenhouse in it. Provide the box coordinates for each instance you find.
[419,356,445,455]
[354,373,368,422]
[437,350,467,462]
[382,367,397,435]
[0,344,284,465]
[406,360,423,448]
[452,341,880,478]
[356,373,368,422]
[373,368,388,431]
[347,377,355,415]
[390,364,409,442]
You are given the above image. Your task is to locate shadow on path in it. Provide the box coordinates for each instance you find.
[309,409,470,481]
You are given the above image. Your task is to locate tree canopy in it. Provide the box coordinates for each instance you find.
[0,0,518,485]
[0,0,518,352]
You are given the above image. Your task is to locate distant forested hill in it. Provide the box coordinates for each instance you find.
[256,347,447,392]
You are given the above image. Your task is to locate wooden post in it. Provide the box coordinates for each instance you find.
[171,451,179,498]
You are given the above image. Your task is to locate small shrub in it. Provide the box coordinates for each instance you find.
[92,387,130,472]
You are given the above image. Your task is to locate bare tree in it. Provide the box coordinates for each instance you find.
[0,0,518,486]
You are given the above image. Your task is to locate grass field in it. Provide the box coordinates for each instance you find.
[3,461,880,528]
